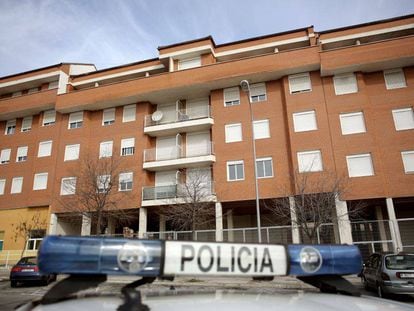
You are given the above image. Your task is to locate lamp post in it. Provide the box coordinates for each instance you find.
[240,80,262,243]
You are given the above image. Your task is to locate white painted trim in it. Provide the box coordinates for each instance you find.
[144,118,214,135]
[159,45,214,59]
[58,71,69,95]
[71,64,165,86]
[0,71,61,88]
[215,36,309,57]
[141,194,217,207]
[320,23,414,44]
[143,155,216,170]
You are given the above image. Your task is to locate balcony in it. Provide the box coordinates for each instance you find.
[143,142,215,171]
[144,106,213,137]
[141,182,216,206]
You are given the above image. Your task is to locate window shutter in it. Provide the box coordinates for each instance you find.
[38,141,52,157]
[334,73,358,95]
[119,172,133,191]
[33,173,48,190]
[21,116,32,132]
[225,124,242,143]
[100,141,113,158]
[0,149,11,163]
[16,146,28,162]
[289,73,311,93]
[178,57,201,70]
[64,144,80,161]
[123,105,136,122]
[42,110,56,126]
[103,108,115,125]
[340,112,366,135]
[253,120,270,139]
[384,69,406,90]
[293,111,317,132]
[61,177,76,195]
[392,108,414,131]
[0,179,5,195]
[11,177,23,193]
[121,138,135,149]
[224,87,240,106]
[297,150,323,172]
[402,151,414,173]
[48,81,59,89]
[346,154,374,177]
[250,83,266,97]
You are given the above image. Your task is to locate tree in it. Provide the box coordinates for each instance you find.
[265,171,364,244]
[12,211,47,258]
[58,156,135,235]
[159,168,216,239]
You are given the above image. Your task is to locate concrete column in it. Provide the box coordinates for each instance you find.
[138,208,147,239]
[289,197,301,244]
[375,206,389,252]
[159,215,166,239]
[227,210,234,242]
[49,213,58,235]
[335,198,353,244]
[215,202,223,242]
[386,198,403,252]
[81,214,91,236]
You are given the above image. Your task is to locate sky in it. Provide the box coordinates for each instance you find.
[1,0,414,77]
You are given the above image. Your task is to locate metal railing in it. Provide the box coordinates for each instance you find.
[398,218,414,251]
[142,182,215,201]
[143,142,214,162]
[144,105,211,127]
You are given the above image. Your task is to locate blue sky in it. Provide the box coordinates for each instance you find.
[1,0,414,77]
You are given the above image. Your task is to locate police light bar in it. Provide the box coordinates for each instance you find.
[38,236,362,278]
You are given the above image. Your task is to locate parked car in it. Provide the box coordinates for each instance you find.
[361,252,414,297]
[10,256,56,287]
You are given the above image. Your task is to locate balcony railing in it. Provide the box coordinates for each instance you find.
[143,142,214,162]
[144,105,210,127]
[142,182,214,201]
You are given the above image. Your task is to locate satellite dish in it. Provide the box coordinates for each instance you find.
[152,110,163,122]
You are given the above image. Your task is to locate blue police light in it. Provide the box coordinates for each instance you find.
[288,244,362,276]
[38,236,163,277]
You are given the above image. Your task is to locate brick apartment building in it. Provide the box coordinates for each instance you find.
[0,14,414,256]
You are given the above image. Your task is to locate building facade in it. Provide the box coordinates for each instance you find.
[1,15,414,256]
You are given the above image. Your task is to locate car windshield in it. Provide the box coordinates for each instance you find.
[18,257,37,265]
[385,255,414,270]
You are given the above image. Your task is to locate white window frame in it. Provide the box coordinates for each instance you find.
[64,144,80,161]
[121,138,135,156]
[297,150,323,173]
[227,160,245,181]
[253,119,270,140]
[392,108,414,131]
[48,81,59,89]
[333,73,358,95]
[0,149,11,164]
[339,111,366,135]
[384,68,406,90]
[178,56,201,70]
[42,110,56,126]
[401,151,414,174]
[288,72,312,94]
[60,177,77,195]
[99,141,113,158]
[97,175,111,193]
[11,177,23,194]
[346,153,374,178]
[68,111,83,129]
[12,91,22,97]
[33,173,48,190]
[249,83,267,103]
[224,87,240,107]
[5,119,16,135]
[27,87,39,94]
[256,157,274,179]
[21,116,32,132]
[0,179,5,195]
[225,123,242,143]
[16,146,28,162]
[122,104,136,123]
[292,110,318,132]
[38,140,52,157]
[119,172,133,191]
[102,108,115,126]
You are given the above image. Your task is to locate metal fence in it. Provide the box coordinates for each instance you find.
[398,218,414,252]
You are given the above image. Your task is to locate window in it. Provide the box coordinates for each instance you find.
[60,177,76,195]
[293,110,317,132]
[384,69,406,90]
[401,151,414,174]
[42,110,56,126]
[121,138,135,156]
[33,173,48,190]
[64,144,80,161]
[48,81,59,89]
[99,141,113,158]
[102,108,115,125]
[27,230,45,250]
[38,141,52,157]
[249,83,267,102]
[12,91,22,97]
[178,57,201,70]
[346,153,374,177]
[392,108,414,131]
[68,111,83,129]
[288,73,312,94]
[225,123,242,143]
[253,120,270,139]
[27,87,39,94]
[0,149,11,164]
[339,112,366,135]
[297,150,323,172]
[224,87,240,106]
[21,116,32,132]
[16,146,28,162]
[0,179,5,195]
[256,157,273,178]
[5,119,16,135]
[119,172,133,191]
[0,231,4,250]
[97,175,111,193]
[123,105,136,123]
[227,161,244,181]
[333,73,358,95]
[11,177,23,194]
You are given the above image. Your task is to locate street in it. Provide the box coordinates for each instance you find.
[1,277,414,311]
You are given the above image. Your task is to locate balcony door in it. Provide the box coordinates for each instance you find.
[186,132,210,157]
